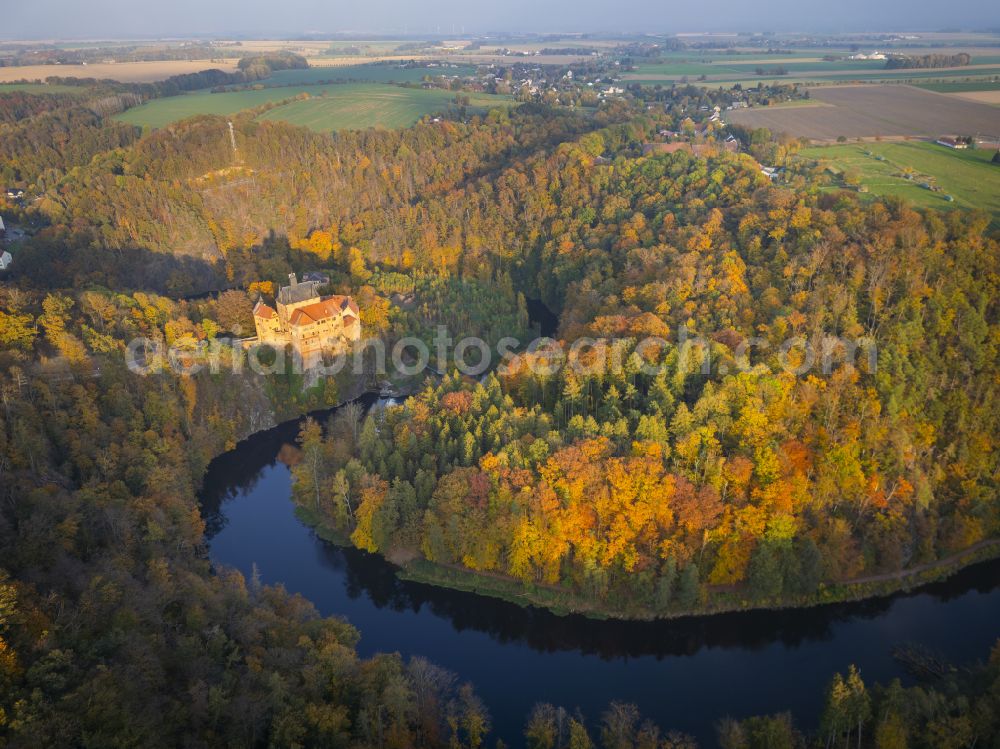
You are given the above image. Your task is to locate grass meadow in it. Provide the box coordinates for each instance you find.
[799,141,1000,222]
[115,82,510,131]
[256,84,510,131]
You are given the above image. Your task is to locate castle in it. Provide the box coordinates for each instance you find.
[252,273,361,357]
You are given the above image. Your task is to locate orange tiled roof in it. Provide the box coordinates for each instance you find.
[288,296,359,327]
[253,300,277,319]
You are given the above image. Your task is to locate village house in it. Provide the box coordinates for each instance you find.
[252,273,361,358]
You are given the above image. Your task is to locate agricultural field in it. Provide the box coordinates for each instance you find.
[624,47,1000,87]
[951,91,1000,105]
[628,57,887,81]
[0,59,240,83]
[116,82,510,131]
[728,85,1000,141]
[234,38,597,67]
[798,141,1000,222]
[308,55,444,67]
[914,80,1000,93]
[256,84,511,131]
[224,39,408,58]
[260,63,477,86]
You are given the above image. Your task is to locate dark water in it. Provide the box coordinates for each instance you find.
[200,402,1000,746]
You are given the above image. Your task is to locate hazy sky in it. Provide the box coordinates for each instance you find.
[4,0,999,38]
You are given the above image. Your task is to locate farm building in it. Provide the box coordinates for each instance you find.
[848,51,887,60]
[936,137,968,149]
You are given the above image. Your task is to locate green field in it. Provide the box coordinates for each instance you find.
[630,61,742,77]
[262,63,477,86]
[0,82,80,94]
[257,84,510,132]
[913,80,1000,93]
[798,141,1000,222]
[115,85,331,128]
[115,82,511,131]
[726,60,888,73]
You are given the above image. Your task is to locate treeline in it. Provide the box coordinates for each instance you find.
[539,47,601,55]
[237,52,310,73]
[0,43,242,67]
[885,52,972,69]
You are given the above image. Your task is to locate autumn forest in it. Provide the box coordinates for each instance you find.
[0,43,998,749]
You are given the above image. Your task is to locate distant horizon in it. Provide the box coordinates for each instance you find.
[4,0,999,41]
[3,28,1000,42]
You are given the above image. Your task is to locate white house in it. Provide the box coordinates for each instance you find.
[848,51,887,61]
[0,251,12,270]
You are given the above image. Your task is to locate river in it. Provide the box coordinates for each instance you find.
[200,398,1000,746]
